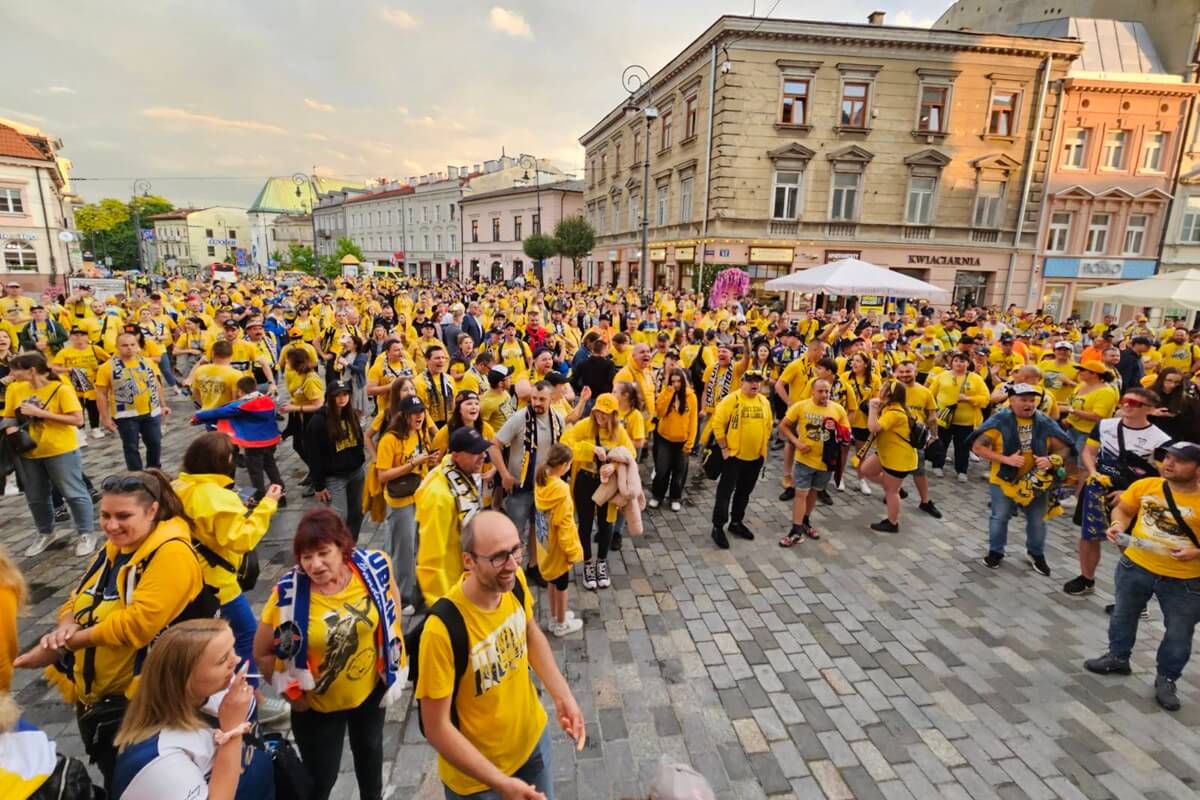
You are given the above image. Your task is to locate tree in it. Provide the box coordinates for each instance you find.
[521,234,558,280]
[75,194,173,270]
[321,237,364,279]
[286,244,316,274]
[552,215,595,284]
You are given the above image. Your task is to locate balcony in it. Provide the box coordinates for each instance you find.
[769,221,799,236]
[970,229,1000,244]
[826,222,857,238]
[903,226,932,240]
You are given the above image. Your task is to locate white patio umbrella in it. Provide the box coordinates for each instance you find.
[1076,268,1200,312]
[763,257,952,300]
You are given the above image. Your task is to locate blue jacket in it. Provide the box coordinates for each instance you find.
[192,392,281,448]
[964,407,1075,483]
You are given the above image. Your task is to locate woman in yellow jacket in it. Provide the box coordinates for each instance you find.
[172,432,279,674]
[649,368,698,512]
[534,443,584,637]
[13,470,208,793]
[0,546,25,694]
[559,393,635,591]
[927,352,991,481]
[857,382,918,535]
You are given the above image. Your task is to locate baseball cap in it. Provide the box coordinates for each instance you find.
[1159,441,1200,463]
[397,395,425,413]
[69,326,86,335]
[1079,359,1111,376]
[648,761,715,800]
[223,319,240,329]
[1132,336,1153,347]
[1053,341,1072,350]
[998,333,1014,344]
[544,371,567,386]
[592,392,619,414]
[449,426,491,454]
[5,281,20,287]
[1007,383,1042,397]
[326,380,352,396]
[741,370,765,382]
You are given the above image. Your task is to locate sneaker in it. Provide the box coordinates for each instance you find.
[90,428,106,440]
[957,473,968,483]
[610,533,622,552]
[257,695,291,725]
[582,561,598,590]
[401,604,415,615]
[860,479,872,496]
[1026,552,1051,577]
[74,533,96,558]
[869,519,899,534]
[1104,603,1152,620]
[817,489,834,506]
[805,524,821,540]
[983,550,1004,569]
[1062,576,1095,596]
[670,501,681,512]
[779,526,805,548]
[729,522,755,540]
[553,617,584,637]
[596,560,611,589]
[648,497,661,509]
[898,488,909,500]
[24,533,58,557]
[969,452,980,462]
[1155,675,1181,711]
[918,501,943,519]
[1083,652,1132,676]
[835,478,846,492]
[1059,495,1077,509]
[54,506,70,523]
[933,467,945,478]
[711,526,730,549]
[778,487,795,502]
[77,427,88,447]
[3,482,19,496]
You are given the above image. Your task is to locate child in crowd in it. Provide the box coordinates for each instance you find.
[192,376,286,506]
[534,443,584,637]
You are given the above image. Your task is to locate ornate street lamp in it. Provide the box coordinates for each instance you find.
[131,178,151,272]
[294,171,319,274]
[622,65,657,297]
[518,153,543,283]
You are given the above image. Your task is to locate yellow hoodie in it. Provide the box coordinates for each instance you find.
[171,472,276,604]
[48,518,202,705]
[534,476,582,582]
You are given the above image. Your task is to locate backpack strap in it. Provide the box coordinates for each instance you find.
[426,597,469,729]
[1161,482,1200,549]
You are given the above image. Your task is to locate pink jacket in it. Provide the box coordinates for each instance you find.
[592,445,646,536]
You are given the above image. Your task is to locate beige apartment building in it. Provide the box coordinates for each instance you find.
[579,14,1082,310]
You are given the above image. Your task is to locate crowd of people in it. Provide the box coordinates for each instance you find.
[0,273,1199,799]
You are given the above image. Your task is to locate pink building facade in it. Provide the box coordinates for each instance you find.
[461,180,583,284]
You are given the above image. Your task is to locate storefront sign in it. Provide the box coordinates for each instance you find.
[674,246,695,262]
[825,250,860,262]
[719,249,730,257]
[206,238,235,247]
[649,248,667,261]
[749,246,793,264]
[907,254,981,266]
[1043,257,1156,280]
[0,232,37,241]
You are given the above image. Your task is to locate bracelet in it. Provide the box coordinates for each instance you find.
[213,722,251,745]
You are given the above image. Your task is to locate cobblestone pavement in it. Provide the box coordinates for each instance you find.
[6,395,1200,799]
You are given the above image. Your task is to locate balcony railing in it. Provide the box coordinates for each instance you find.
[826,222,857,238]
[769,221,799,236]
[971,229,1000,244]
[903,226,932,240]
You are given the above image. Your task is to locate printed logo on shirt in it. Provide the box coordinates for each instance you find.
[313,596,375,694]
[470,606,528,697]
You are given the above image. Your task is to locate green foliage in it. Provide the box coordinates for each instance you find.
[521,233,558,264]
[321,237,365,279]
[552,216,595,283]
[286,244,316,274]
[698,263,724,298]
[75,194,173,270]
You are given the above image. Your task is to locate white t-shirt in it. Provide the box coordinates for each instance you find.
[118,729,214,800]
[1092,418,1171,465]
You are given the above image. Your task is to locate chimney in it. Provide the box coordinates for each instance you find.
[447,166,459,178]
[868,10,885,25]
[472,164,482,174]
[460,165,468,176]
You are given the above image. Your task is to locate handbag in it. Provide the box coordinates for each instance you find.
[386,472,422,499]
[702,435,725,480]
[250,731,314,800]
[10,383,63,455]
[936,375,968,429]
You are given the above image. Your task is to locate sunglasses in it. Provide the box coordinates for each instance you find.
[101,473,158,496]
[1120,398,1148,408]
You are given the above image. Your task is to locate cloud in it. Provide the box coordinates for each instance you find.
[405,115,437,128]
[304,132,329,141]
[893,10,935,28]
[304,98,335,113]
[489,7,532,38]
[140,106,286,134]
[46,86,75,94]
[0,107,48,123]
[379,7,418,28]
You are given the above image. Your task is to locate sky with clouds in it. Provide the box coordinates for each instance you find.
[9,0,946,210]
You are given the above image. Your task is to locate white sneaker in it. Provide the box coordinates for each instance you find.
[969,452,980,462]
[648,497,660,509]
[401,604,415,615]
[25,534,56,557]
[860,479,872,496]
[90,428,106,440]
[564,609,577,621]
[257,695,290,725]
[1059,495,1077,509]
[553,617,584,637]
[835,478,846,492]
[4,482,19,496]
[933,467,944,478]
[77,427,88,447]
[670,501,682,512]
[957,473,968,483]
[74,533,97,557]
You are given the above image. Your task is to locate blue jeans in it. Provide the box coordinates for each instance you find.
[158,352,178,387]
[115,414,162,471]
[219,594,259,686]
[987,482,1047,557]
[17,449,94,536]
[443,725,553,800]
[326,464,365,540]
[386,503,417,605]
[1108,556,1200,681]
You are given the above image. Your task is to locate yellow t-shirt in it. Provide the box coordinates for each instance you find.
[285,370,325,407]
[1040,359,1079,404]
[415,571,547,796]
[481,389,514,433]
[260,565,386,713]
[874,405,918,472]
[1157,343,1200,374]
[710,391,772,461]
[430,422,495,455]
[618,408,647,445]
[375,429,430,508]
[94,357,163,418]
[929,370,989,428]
[2,379,82,459]
[980,420,1036,485]
[901,383,937,428]
[51,344,108,400]
[778,358,815,404]
[785,398,849,472]
[1120,478,1200,579]
[190,363,243,410]
[1066,384,1118,434]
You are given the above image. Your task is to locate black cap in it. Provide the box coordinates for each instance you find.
[326,380,352,396]
[544,371,567,386]
[397,395,425,413]
[223,319,240,329]
[69,326,86,335]
[1160,441,1200,463]
[449,426,491,454]
[999,333,1014,344]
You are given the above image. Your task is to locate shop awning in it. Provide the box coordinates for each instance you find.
[1076,268,1200,312]
[763,257,951,300]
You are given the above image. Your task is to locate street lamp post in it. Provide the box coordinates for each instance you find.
[518,154,543,283]
[622,65,657,297]
[293,171,319,275]
[131,179,151,273]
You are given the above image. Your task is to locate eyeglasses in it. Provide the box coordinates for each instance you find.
[470,544,524,569]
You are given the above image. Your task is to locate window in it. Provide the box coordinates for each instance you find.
[532,213,540,235]
[514,216,522,240]
[3,241,37,270]
[988,91,1017,136]
[423,234,430,249]
[780,79,810,125]
[1183,196,1200,243]
[436,205,442,223]
[408,207,414,224]
[435,233,442,251]
[471,220,479,242]
[772,170,802,220]
[840,82,869,128]
[655,185,669,225]
[660,110,673,150]
[614,142,622,173]
[612,197,621,231]
[905,177,935,225]
[1086,212,1111,254]
[597,201,607,235]
[492,218,501,241]
[207,245,216,257]
[1047,212,1072,253]
[1102,130,1128,170]
[679,177,694,222]
[629,195,639,229]
[973,180,1005,227]
[422,206,429,223]
[1124,214,1148,255]
[684,94,698,139]
[633,131,641,164]
[449,232,456,249]
[1142,132,1165,171]
[449,204,456,221]
[1062,128,1088,169]
[0,188,23,213]
[601,152,608,182]
[917,86,947,133]
[830,173,860,220]
[204,228,214,238]
[228,229,237,240]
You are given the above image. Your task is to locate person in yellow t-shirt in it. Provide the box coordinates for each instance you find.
[709,372,773,548]
[51,327,110,439]
[858,382,917,534]
[893,362,941,518]
[533,443,585,637]
[93,333,168,471]
[779,379,850,546]
[1085,443,1200,711]
[989,333,1026,380]
[927,352,990,479]
[416,510,584,799]
[1156,328,1200,376]
[187,339,244,416]
[1060,360,1119,452]
[1040,341,1079,406]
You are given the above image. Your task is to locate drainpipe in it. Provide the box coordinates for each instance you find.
[695,41,719,295]
[1026,75,1067,314]
[34,165,60,286]
[1003,53,1052,308]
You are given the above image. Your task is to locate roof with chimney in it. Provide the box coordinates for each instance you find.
[0,123,51,161]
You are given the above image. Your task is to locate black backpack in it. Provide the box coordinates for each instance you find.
[404,579,526,735]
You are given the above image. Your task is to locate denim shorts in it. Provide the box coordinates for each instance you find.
[793,462,832,491]
[912,447,926,478]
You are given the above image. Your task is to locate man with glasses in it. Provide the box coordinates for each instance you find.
[417,510,585,799]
